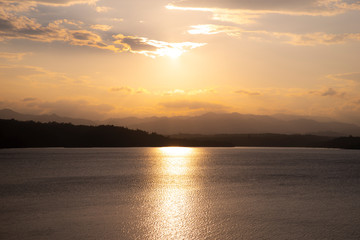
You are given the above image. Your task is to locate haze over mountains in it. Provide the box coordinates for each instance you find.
[1,109,359,136]
[0,109,95,126]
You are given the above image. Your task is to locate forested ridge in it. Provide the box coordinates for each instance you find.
[1,119,359,149]
[0,119,232,148]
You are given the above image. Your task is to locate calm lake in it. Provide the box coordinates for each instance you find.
[1,147,360,239]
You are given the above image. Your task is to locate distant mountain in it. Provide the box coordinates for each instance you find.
[107,112,360,136]
[271,113,335,122]
[0,109,96,126]
[1,109,360,136]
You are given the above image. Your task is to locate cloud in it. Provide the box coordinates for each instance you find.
[23,97,37,102]
[279,32,360,46]
[173,0,319,10]
[0,10,118,50]
[112,18,124,22]
[113,34,206,58]
[321,87,337,96]
[13,0,98,7]
[0,64,85,91]
[0,0,99,14]
[0,5,203,58]
[110,87,149,94]
[136,88,149,94]
[0,52,29,61]
[234,90,261,96]
[159,100,227,110]
[309,87,346,97]
[188,24,241,35]
[162,88,216,96]
[0,13,204,56]
[170,0,360,17]
[110,87,134,94]
[163,89,185,96]
[328,72,360,82]
[110,87,215,96]
[95,6,111,13]
[68,29,113,49]
[188,24,360,45]
[90,24,112,31]
[0,64,59,78]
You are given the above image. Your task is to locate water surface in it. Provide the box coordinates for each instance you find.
[1,147,360,239]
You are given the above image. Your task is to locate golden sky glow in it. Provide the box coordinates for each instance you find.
[1,0,360,123]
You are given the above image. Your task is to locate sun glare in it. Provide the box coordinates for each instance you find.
[164,48,183,59]
[159,147,194,175]
[160,147,193,157]
[152,146,197,238]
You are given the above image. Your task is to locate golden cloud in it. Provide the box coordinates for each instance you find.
[113,34,206,58]
[90,24,112,31]
[188,24,360,46]
[0,52,29,61]
[327,72,360,82]
[169,0,360,18]
[162,88,216,96]
[234,90,261,96]
[159,100,227,110]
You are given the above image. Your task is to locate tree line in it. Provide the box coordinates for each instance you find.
[1,119,359,149]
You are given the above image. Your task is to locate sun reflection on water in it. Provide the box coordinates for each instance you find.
[159,147,193,176]
[151,147,197,239]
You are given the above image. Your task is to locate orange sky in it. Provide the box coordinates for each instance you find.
[1,0,360,123]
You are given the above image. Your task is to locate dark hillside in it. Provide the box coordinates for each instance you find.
[0,119,168,148]
[0,119,233,148]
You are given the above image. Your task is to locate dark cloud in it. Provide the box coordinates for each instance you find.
[116,35,158,51]
[0,13,65,42]
[0,18,13,31]
[309,87,346,97]
[0,10,113,50]
[321,88,337,96]
[23,97,37,102]
[72,31,94,40]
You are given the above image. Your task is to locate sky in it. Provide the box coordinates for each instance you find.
[1,0,360,124]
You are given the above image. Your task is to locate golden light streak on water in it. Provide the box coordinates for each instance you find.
[150,147,197,239]
[159,147,193,175]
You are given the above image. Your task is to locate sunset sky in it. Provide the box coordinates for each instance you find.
[1,0,360,123]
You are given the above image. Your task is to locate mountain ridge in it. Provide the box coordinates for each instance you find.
[1,109,359,136]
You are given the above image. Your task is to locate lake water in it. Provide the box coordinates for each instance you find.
[1,147,360,240]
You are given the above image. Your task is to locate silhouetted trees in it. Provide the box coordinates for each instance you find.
[327,136,360,149]
[1,119,359,149]
[0,119,232,148]
[0,119,168,148]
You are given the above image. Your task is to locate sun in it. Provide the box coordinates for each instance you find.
[164,48,183,59]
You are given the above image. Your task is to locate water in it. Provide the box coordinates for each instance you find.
[1,147,360,240]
